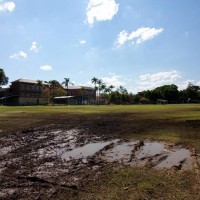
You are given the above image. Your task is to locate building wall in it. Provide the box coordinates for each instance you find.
[2,80,48,105]
[18,97,48,105]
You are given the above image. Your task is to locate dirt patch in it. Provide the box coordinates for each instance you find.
[0,125,199,199]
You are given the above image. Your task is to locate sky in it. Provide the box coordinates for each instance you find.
[1,0,200,93]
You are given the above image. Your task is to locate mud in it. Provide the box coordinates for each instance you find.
[0,126,199,199]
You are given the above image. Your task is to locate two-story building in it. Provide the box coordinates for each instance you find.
[0,78,96,105]
[0,79,48,105]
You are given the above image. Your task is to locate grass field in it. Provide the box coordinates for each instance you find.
[1,104,200,150]
[0,104,200,199]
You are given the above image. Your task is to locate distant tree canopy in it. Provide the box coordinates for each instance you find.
[134,83,200,103]
[137,84,179,103]
[0,68,9,86]
[90,76,200,104]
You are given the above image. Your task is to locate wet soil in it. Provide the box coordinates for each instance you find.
[0,116,200,199]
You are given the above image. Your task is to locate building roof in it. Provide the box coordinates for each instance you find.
[11,78,48,85]
[65,86,94,90]
[12,78,38,84]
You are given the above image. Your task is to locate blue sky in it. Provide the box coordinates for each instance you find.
[1,0,200,93]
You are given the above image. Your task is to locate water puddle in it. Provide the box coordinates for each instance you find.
[101,142,138,163]
[61,141,113,161]
[135,142,164,159]
[59,138,194,170]
[156,149,191,169]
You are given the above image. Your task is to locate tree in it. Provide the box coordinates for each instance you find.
[42,87,51,104]
[54,88,66,97]
[49,80,58,97]
[0,68,9,86]
[109,85,115,92]
[183,83,200,102]
[91,77,98,104]
[46,80,61,103]
[36,80,43,104]
[62,78,74,104]
[97,79,103,104]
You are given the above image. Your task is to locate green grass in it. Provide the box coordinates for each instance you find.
[0,104,200,199]
[0,103,199,115]
[0,104,200,151]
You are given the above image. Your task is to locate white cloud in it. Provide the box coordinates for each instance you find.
[87,0,119,25]
[30,41,39,53]
[40,65,53,71]
[0,1,15,12]
[101,74,126,87]
[80,40,86,45]
[85,74,126,88]
[134,70,181,93]
[177,80,200,90]
[115,27,164,47]
[10,51,27,59]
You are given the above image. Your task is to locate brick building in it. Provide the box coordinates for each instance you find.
[0,79,48,105]
[54,86,96,105]
[0,78,96,105]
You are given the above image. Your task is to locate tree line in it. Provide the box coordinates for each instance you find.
[90,77,200,104]
[1,68,200,104]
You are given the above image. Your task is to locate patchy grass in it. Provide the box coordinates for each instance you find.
[0,104,200,199]
[0,104,200,151]
[79,166,200,200]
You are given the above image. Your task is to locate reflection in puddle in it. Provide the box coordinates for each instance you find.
[57,133,194,170]
[102,142,138,163]
[156,149,191,169]
[61,141,113,161]
[136,142,164,159]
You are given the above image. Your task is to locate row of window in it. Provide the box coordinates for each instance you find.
[20,84,42,91]
[20,92,41,98]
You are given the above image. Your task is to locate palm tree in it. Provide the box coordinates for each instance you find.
[97,79,102,104]
[62,78,74,104]
[104,87,111,94]
[36,80,43,104]
[100,83,106,104]
[49,80,58,97]
[91,77,98,104]
[109,85,115,92]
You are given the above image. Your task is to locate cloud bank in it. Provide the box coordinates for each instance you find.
[87,0,119,24]
[101,74,126,87]
[134,70,181,92]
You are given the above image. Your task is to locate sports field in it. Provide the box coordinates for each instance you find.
[0,104,200,199]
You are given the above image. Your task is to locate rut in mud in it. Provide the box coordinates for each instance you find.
[0,126,199,199]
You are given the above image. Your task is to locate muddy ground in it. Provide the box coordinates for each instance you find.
[0,114,200,199]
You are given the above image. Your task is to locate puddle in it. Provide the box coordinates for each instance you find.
[101,142,138,163]
[61,141,113,161]
[156,149,191,169]
[59,138,194,170]
[135,142,164,159]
